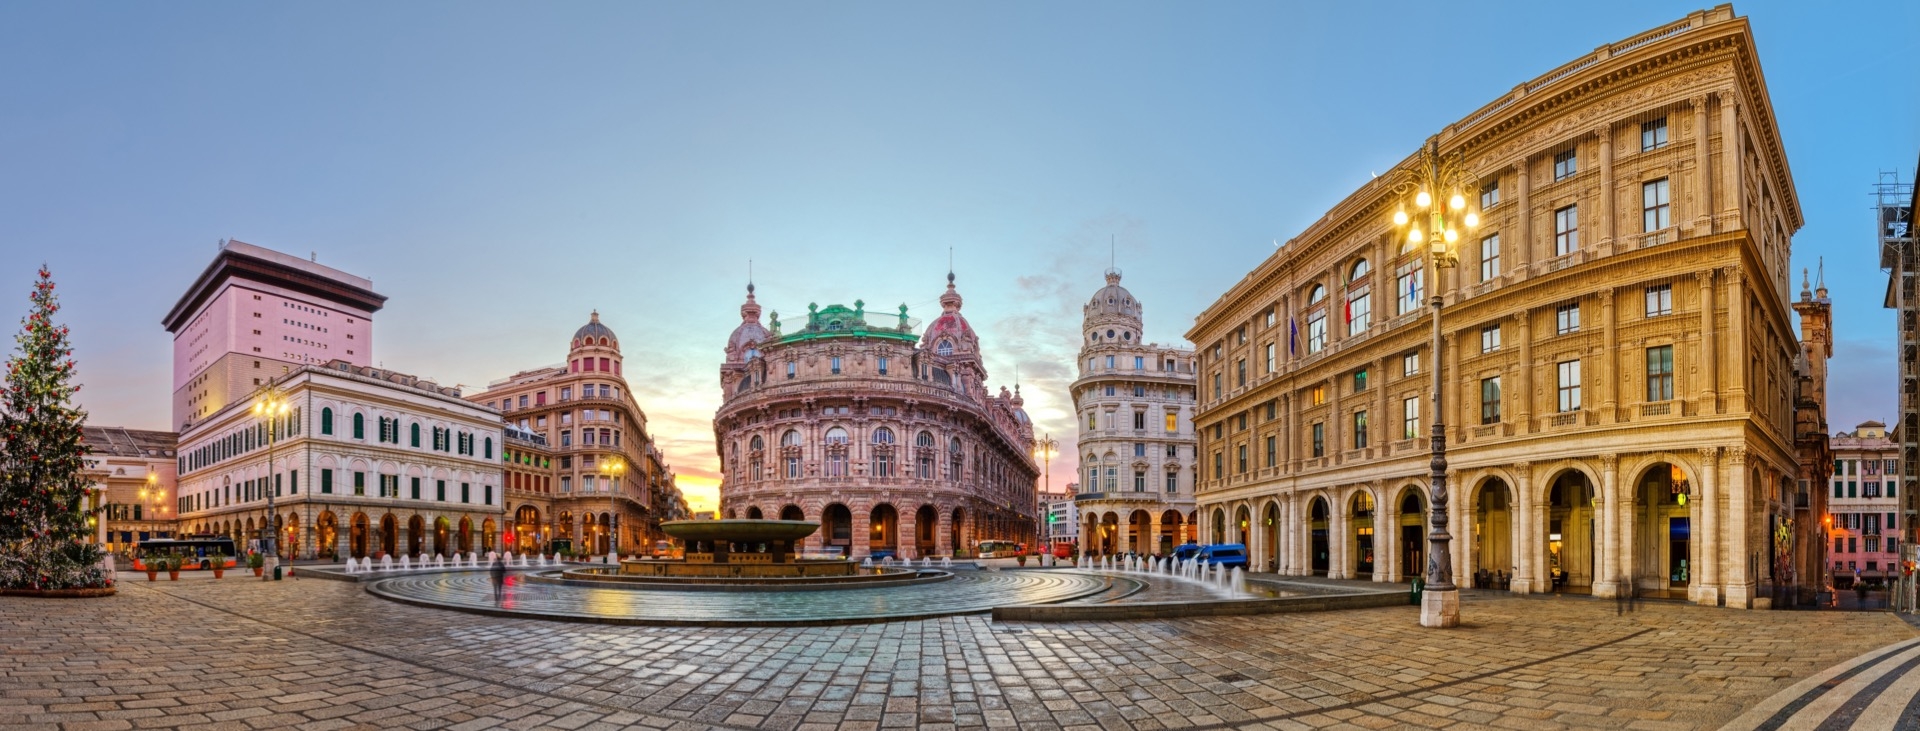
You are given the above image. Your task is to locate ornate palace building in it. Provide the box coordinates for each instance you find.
[1070,269,1198,556]
[714,275,1040,558]
[470,312,689,557]
[1190,6,1813,608]
[81,427,180,555]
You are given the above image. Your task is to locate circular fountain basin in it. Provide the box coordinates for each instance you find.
[546,565,945,591]
[659,518,818,544]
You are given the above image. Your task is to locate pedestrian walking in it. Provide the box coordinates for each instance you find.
[490,555,507,606]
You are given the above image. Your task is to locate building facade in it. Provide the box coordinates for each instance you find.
[1069,269,1198,556]
[1189,7,1805,608]
[81,427,179,555]
[714,277,1040,558]
[1829,422,1901,587]
[470,312,689,557]
[174,362,506,559]
[1790,270,1834,603]
[1041,482,1079,548]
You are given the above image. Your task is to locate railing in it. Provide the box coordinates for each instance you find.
[1634,229,1677,250]
[1642,401,1675,417]
[1548,413,1579,427]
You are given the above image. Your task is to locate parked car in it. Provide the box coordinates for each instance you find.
[1171,543,1203,561]
[1195,543,1248,569]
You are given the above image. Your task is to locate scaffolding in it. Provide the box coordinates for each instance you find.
[1878,168,1917,612]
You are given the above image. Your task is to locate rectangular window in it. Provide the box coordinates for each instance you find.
[1237,358,1247,386]
[1403,353,1419,376]
[321,469,333,494]
[1557,360,1582,412]
[1309,385,1326,406]
[410,477,420,500]
[1211,454,1221,481]
[1480,179,1500,209]
[1403,397,1420,439]
[1640,118,1668,151]
[1213,373,1222,399]
[1643,178,1671,232]
[1265,435,1276,467]
[484,485,493,505]
[1134,356,1144,370]
[1133,412,1146,430]
[1554,148,1577,180]
[1311,423,1325,458]
[1646,284,1672,317]
[1646,345,1674,401]
[1397,268,1423,315]
[1165,412,1178,433]
[1481,325,1501,353]
[830,356,841,374]
[786,362,796,379]
[1554,205,1579,256]
[1556,303,1581,335]
[1236,446,1246,474]
[1347,292,1371,336]
[460,483,470,503]
[1848,482,1857,498]
[353,471,365,496]
[1166,471,1178,493]
[436,480,445,501]
[877,356,888,375]
[1481,377,1502,424]
[1353,411,1368,449]
[1134,442,1146,457]
[1106,355,1116,368]
[1479,234,1501,283]
[1306,312,1327,353]
[1088,413,1097,431]
[1353,369,1368,392]
[1264,343,1276,373]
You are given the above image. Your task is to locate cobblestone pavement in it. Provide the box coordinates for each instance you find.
[2,577,1914,731]
[1717,636,1920,730]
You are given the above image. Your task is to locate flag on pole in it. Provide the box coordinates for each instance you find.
[1288,318,1298,355]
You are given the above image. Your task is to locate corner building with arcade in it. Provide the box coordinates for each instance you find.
[714,275,1040,558]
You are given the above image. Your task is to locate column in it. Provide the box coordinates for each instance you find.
[1728,268,1748,412]
[1721,92,1744,230]
[1596,456,1621,598]
[1695,447,1722,606]
[1292,492,1310,576]
[1375,357,1390,448]
[1513,463,1537,594]
[1514,159,1533,275]
[1116,517,1132,556]
[1725,448,1754,608]
[1699,270,1720,411]
[1600,289,1619,422]
[899,510,918,560]
[1371,488,1388,583]
[851,504,871,559]
[1517,312,1534,434]
[1449,481,1470,587]
[1330,498,1349,580]
[1618,459,1638,598]
[1692,95,1714,232]
[1598,124,1616,251]
[1382,496,1400,583]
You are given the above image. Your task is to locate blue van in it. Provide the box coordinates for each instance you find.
[1171,543,1202,561]
[1196,543,1249,569]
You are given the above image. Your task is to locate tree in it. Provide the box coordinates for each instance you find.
[0,266,105,590]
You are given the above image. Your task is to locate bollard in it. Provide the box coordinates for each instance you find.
[1410,576,1424,605]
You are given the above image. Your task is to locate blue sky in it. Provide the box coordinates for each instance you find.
[2,1,1914,511]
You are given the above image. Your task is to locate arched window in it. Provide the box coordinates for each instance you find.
[781,429,802,479]
[748,435,765,481]
[1308,284,1326,305]
[937,340,954,356]
[872,427,895,477]
[750,435,765,450]
[825,427,850,444]
[410,422,420,448]
[352,412,365,440]
[872,427,895,444]
[1349,259,1370,282]
[321,407,333,435]
[484,437,493,460]
[824,427,849,477]
[916,431,935,478]
[948,437,964,482]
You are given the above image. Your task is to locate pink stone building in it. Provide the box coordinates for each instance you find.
[1829,421,1902,587]
[714,275,1040,558]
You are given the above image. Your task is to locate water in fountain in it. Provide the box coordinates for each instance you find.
[860,557,873,568]
[1230,567,1247,594]
[399,555,411,570]
[941,557,952,568]
[379,555,394,572]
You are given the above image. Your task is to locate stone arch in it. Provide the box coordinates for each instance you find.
[1346,486,1378,578]
[870,504,899,555]
[409,514,425,556]
[315,511,338,560]
[379,513,398,557]
[822,503,853,557]
[1392,484,1428,582]
[1259,500,1281,572]
[349,512,370,559]
[915,504,938,556]
[746,506,764,520]
[1232,504,1251,545]
[1541,466,1598,591]
[781,504,804,521]
[1627,456,1698,598]
[1307,494,1331,575]
[1469,475,1516,586]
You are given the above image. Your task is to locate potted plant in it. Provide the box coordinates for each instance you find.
[209,554,227,579]
[165,554,181,581]
[1015,554,1028,567]
[248,552,265,577]
[143,552,160,582]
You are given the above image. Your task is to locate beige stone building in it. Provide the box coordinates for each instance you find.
[81,427,180,555]
[1189,6,1804,608]
[1070,269,1198,556]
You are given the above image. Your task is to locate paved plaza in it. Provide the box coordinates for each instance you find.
[2,575,1917,731]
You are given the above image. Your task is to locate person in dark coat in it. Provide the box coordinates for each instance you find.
[490,556,507,605]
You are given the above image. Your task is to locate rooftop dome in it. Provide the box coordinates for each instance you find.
[573,310,617,347]
[921,272,979,357]
[1087,269,1141,321]
[726,284,772,362]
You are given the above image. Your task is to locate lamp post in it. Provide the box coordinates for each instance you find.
[1388,135,1481,628]
[251,384,290,580]
[599,456,626,561]
[1034,433,1058,550]
[137,472,168,545]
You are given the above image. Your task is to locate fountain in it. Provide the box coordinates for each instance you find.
[607,520,872,582]
[379,555,394,572]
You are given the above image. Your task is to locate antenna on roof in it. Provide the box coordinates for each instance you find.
[311,251,317,262]
[1111,234,1116,268]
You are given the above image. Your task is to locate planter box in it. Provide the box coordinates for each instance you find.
[0,587,117,598]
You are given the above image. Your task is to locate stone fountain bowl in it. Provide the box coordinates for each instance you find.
[660,519,820,545]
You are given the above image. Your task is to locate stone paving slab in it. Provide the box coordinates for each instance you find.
[1,577,1913,730]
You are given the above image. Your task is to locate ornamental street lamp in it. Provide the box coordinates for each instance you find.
[137,472,168,545]
[599,456,626,560]
[1387,135,1481,629]
[251,383,290,580]
[1034,433,1058,551]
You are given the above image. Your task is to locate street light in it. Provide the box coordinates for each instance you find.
[251,383,290,580]
[1387,135,1480,629]
[1034,433,1058,552]
[599,456,626,560]
[137,472,168,546]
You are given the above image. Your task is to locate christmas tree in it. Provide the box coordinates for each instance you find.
[0,266,105,590]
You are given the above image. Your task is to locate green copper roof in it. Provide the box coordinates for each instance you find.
[768,300,919,345]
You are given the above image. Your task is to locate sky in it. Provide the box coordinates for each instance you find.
[2,1,1915,514]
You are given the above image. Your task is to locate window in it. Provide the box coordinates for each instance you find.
[1347,291,1371,336]
[1479,179,1500,209]
[1264,343,1276,373]
[786,362,796,379]
[1556,303,1581,335]
[1646,345,1674,401]
[1106,355,1116,369]
[1213,373,1222,399]
[1134,442,1146,457]
[320,468,333,494]
[1480,325,1501,353]
[1403,397,1420,439]
[1265,435,1276,466]
[830,357,841,374]
[1311,423,1325,458]
[461,483,470,503]
[1553,148,1577,180]
[1557,360,1582,412]
[1307,285,1326,305]
[1352,411,1368,449]
[1106,466,1118,491]
[1479,234,1501,283]
[410,423,420,447]
[1134,470,1147,491]
[1643,178,1671,231]
[1554,205,1579,256]
[1352,369,1368,392]
[353,471,365,496]
[1641,118,1668,151]
[1309,385,1326,406]
[410,477,420,500]
[1645,284,1672,317]
[1403,353,1419,376]
[1166,470,1179,493]
[1480,377,1502,424]
[1134,356,1144,370]
[1397,267,1423,315]
[1165,412,1179,433]
[1306,312,1326,353]
[1236,358,1247,386]
[352,413,364,439]
[1210,454,1221,481]
[1087,413,1097,431]
[877,356,888,375]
